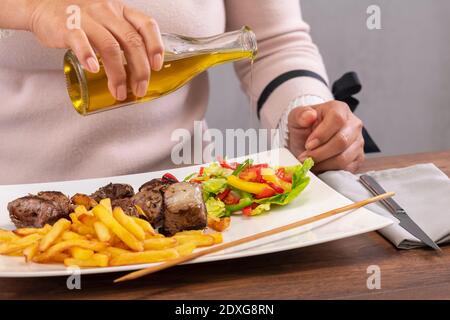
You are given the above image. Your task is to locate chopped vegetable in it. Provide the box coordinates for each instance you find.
[225,198,253,214]
[227,175,273,195]
[205,198,227,219]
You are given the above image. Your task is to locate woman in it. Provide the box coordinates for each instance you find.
[0,0,364,184]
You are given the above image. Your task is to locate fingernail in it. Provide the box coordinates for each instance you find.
[86,57,99,73]
[136,80,148,97]
[152,53,163,71]
[298,151,308,162]
[116,85,127,101]
[305,138,320,150]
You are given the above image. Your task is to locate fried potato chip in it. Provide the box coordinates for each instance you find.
[113,207,145,241]
[174,242,196,256]
[0,229,19,242]
[13,224,52,237]
[209,233,223,244]
[93,204,143,252]
[173,234,215,247]
[69,247,95,260]
[64,253,109,268]
[99,198,112,212]
[61,230,86,241]
[143,237,177,250]
[131,217,157,237]
[0,233,42,255]
[110,248,179,266]
[34,239,106,263]
[93,221,112,242]
[101,246,132,258]
[39,219,71,252]
[23,242,39,262]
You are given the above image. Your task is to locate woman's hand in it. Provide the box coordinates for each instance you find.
[27,0,164,100]
[288,101,365,173]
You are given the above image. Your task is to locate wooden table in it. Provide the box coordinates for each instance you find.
[1,150,449,300]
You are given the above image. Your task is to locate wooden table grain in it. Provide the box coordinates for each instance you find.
[1,150,449,300]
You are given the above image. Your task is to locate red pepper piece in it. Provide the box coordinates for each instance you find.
[162,173,178,183]
[217,188,231,201]
[242,206,253,216]
[223,190,240,205]
[254,187,276,199]
[239,166,262,182]
[276,168,292,183]
[199,167,204,176]
[216,155,238,170]
[266,181,284,194]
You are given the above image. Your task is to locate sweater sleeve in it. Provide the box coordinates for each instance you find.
[225,0,334,129]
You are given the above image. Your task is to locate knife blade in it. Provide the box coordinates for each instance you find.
[359,174,441,251]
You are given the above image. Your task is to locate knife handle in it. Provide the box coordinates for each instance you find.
[359,175,404,213]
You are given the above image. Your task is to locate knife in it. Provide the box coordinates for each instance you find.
[359,174,441,251]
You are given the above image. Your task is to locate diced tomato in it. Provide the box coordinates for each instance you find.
[217,188,231,201]
[276,168,292,183]
[162,173,178,183]
[266,181,284,194]
[251,202,259,209]
[199,167,204,176]
[223,190,240,205]
[239,166,262,182]
[242,206,253,216]
[254,187,276,199]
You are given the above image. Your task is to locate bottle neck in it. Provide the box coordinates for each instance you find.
[162,26,257,61]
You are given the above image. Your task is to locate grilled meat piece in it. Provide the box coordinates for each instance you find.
[139,178,173,193]
[8,191,71,228]
[90,183,135,202]
[111,197,140,217]
[162,182,207,236]
[132,189,164,227]
[70,193,97,209]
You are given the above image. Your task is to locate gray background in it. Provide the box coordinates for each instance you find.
[205,0,450,156]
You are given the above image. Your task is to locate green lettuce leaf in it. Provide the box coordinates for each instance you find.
[255,158,314,206]
[250,203,271,216]
[205,198,227,219]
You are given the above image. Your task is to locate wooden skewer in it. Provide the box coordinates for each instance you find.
[114,191,395,283]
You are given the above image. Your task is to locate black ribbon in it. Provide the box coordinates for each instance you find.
[332,72,380,153]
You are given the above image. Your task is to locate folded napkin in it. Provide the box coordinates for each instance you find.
[319,163,450,249]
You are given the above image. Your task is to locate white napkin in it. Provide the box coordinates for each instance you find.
[319,163,450,249]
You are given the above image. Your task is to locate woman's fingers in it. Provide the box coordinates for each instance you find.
[99,15,151,98]
[64,29,99,73]
[301,122,361,163]
[84,20,128,101]
[311,137,365,173]
[123,6,164,71]
[305,102,350,150]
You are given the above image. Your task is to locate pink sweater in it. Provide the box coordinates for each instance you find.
[0,0,332,184]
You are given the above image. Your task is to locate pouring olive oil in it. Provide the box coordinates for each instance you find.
[64,26,257,115]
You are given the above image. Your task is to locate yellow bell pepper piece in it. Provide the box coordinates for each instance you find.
[227,175,272,194]
[262,174,292,192]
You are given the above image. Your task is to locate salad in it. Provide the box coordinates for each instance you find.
[184,157,314,231]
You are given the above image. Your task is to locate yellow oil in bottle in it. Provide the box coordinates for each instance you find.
[64,50,254,115]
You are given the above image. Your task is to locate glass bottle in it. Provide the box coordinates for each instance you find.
[64,26,257,115]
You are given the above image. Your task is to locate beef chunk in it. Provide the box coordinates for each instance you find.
[162,182,207,236]
[111,197,140,218]
[8,191,71,228]
[90,183,135,202]
[139,178,173,193]
[132,189,164,227]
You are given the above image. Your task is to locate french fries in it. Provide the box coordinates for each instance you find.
[39,218,71,252]
[93,204,143,252]
[112,207,146,241]
[0,197,223,269]
[110,248,179,266]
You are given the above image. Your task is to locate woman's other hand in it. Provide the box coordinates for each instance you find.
[28,0,164,100]
[288,101,365,173]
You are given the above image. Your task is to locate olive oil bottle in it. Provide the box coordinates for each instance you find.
[64,26,257,115]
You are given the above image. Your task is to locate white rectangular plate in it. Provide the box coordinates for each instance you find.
[0,148,392,277]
